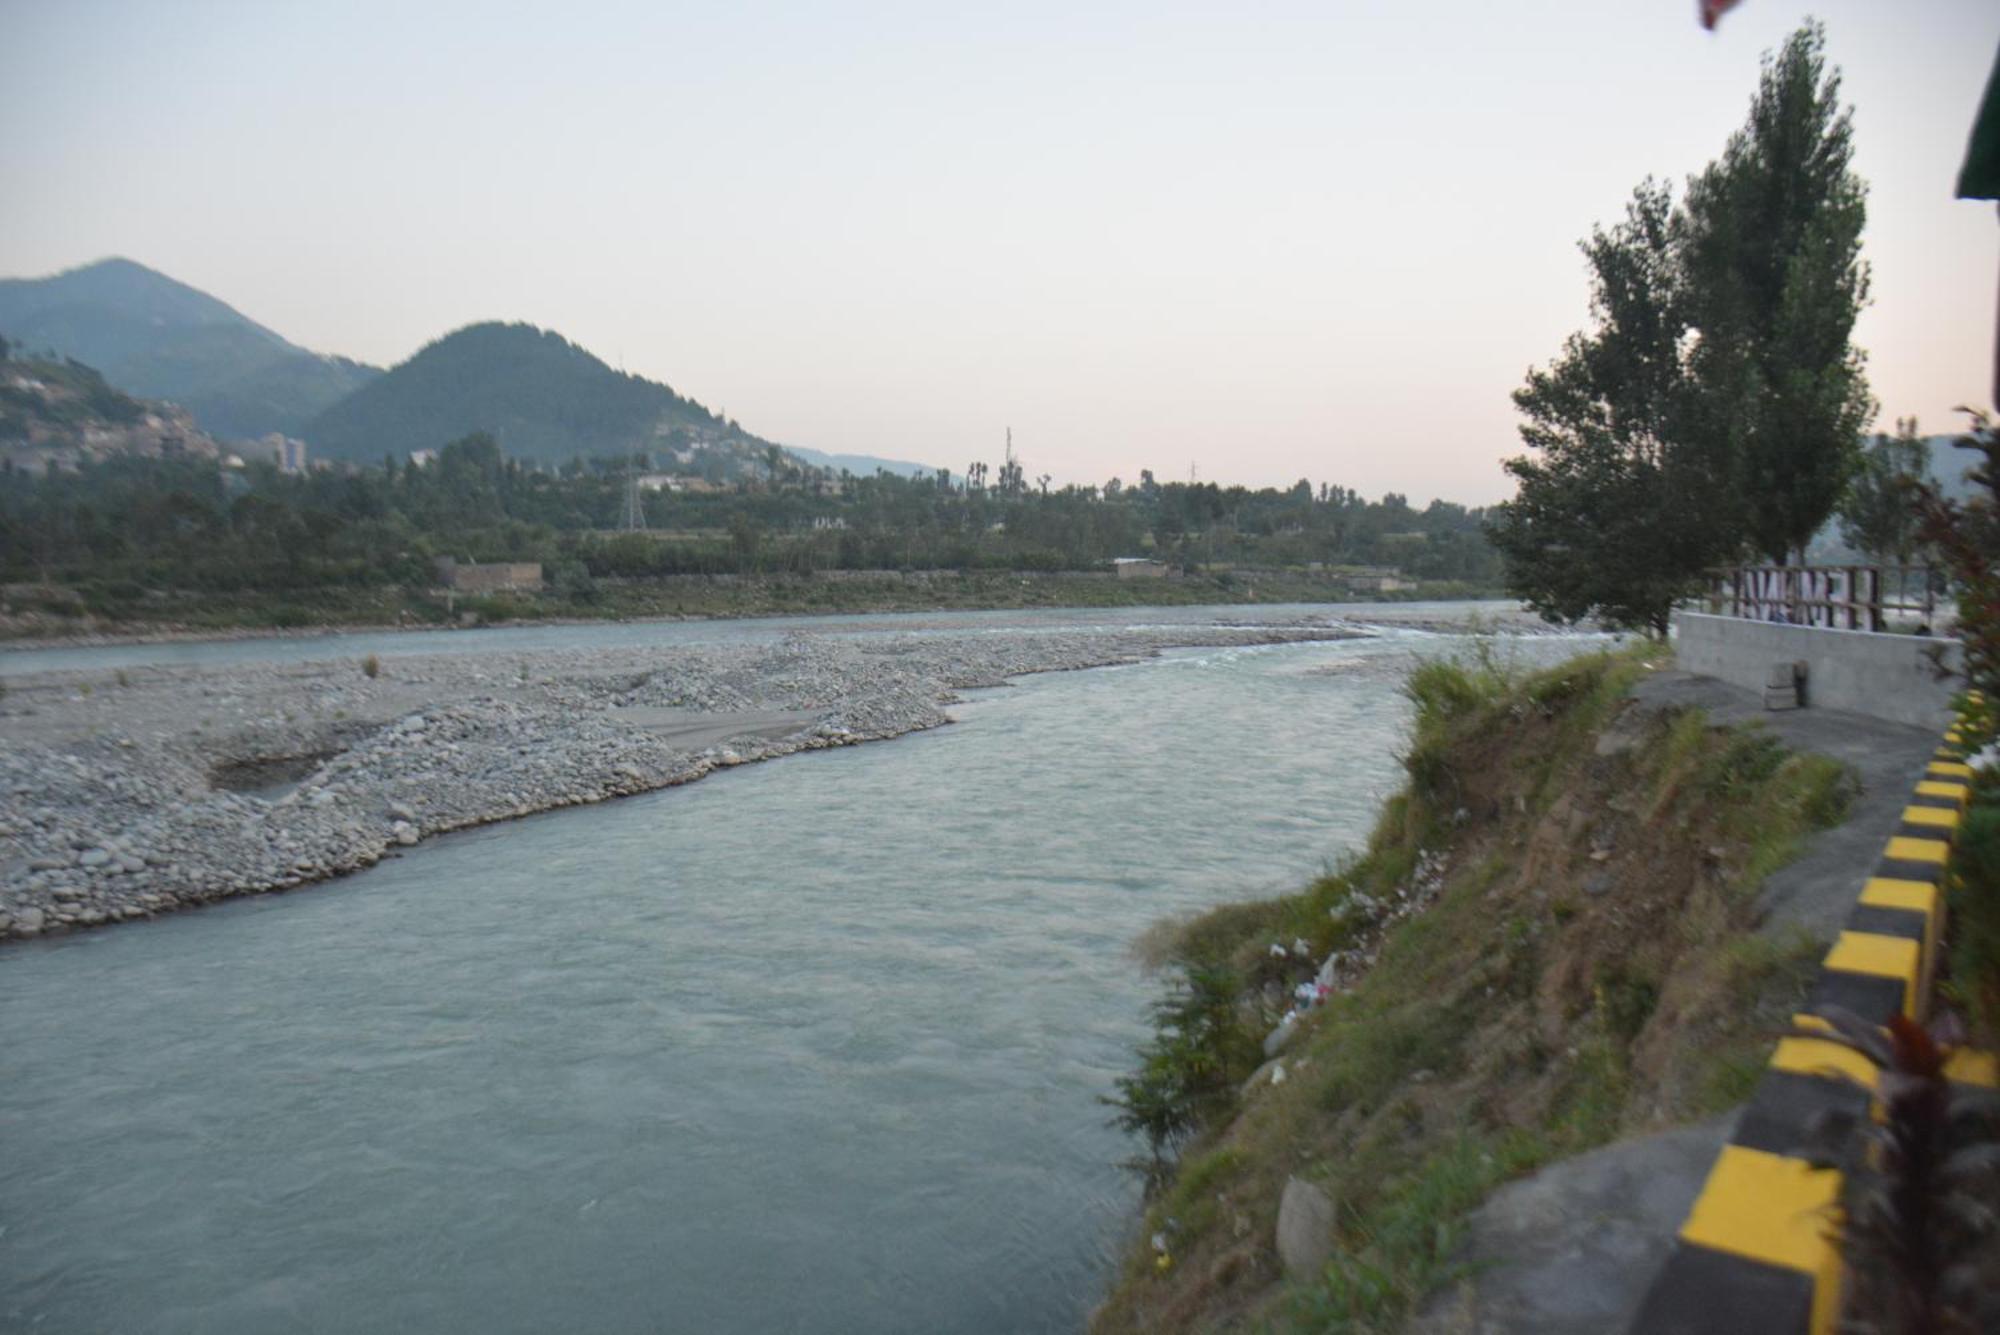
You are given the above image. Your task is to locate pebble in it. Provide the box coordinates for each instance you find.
[0,619,1379,940]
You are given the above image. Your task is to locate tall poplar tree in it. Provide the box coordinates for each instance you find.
[1489,181,1737,637]
[1680,21,1874,564]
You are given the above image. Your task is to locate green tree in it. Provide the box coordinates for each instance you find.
[1488,181,1735,637]
[1839,418,1934,566]
[1680,21,1873,564]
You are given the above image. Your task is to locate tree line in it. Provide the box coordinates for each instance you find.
[0,432,1502,601]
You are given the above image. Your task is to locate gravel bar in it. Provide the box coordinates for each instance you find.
[0,619,1408,941]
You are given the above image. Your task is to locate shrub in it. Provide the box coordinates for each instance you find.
[1104,961,1260,1169]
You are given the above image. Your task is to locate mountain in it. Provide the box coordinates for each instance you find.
[0,257,379,441]
[301,321,773,473]
[786,445,938,478]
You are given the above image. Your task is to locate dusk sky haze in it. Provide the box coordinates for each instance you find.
[3,0,1997,502]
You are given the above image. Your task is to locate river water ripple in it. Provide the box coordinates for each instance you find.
[0,624,1595,1333]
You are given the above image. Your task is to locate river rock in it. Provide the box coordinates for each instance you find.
[0,616,1398,939]
[1276,1175,1339,1276]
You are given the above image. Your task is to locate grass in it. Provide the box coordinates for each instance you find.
[1091,645,1860,1335]
[1279,1132,1552,1333]
[1943,782,2000,1045]
[0,571,1506,639]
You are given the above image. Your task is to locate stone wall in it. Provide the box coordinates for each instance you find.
[436,560,543,593]
[1671,610,1960,729]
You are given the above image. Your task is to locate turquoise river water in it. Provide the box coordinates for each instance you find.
[0,609,1594,1333]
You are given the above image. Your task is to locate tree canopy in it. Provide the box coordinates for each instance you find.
[1488,181,1736,636]
[1839,419,1935,567]
[1491,21,1874,631]
[1680,21,1872,564]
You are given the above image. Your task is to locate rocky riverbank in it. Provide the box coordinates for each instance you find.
[0,619,1407,941]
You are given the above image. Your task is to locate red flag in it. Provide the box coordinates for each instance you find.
[1699,0,1743,29]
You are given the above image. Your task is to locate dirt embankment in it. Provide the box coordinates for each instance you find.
[1091,649,1863,1334]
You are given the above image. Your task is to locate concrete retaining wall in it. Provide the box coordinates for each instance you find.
[1671,611,1961,729]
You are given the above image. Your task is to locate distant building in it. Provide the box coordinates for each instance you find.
[408,449,438,467]
[250,433,309,474]
[434,558,543,593]
[1344,567,1410,593]
[1113,557,1169,580]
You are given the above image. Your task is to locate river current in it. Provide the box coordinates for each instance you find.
[1,610,1594,1333]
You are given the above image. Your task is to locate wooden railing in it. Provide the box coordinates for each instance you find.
[1704,565,1938,632]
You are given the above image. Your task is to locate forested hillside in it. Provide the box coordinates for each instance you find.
[0,258,378,440]
[300,322,771,473]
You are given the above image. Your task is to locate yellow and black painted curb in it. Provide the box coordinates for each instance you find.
[1628,716,1997,1334]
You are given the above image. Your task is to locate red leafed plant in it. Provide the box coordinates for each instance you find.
[1794,1006,2000,1333]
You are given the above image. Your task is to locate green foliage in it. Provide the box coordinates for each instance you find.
[1680,21,1872,564]
[548,559,598,604]
[1920,415,2000,740]
[1945,797,2000,1041]
[0,436,1505,603]
[301,322,738,468]
[1840,419,1935,567]
[1492,22,1873,628]
[1104,962,1261,1165]
[1489,180,1734,637]
[1281,1134,1550,1334]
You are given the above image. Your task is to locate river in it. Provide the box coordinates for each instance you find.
[0,613,1595,1333]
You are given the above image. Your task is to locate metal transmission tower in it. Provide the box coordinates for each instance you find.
[623,462,647,531]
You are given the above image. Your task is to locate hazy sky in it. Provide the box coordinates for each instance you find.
[3,1,1997,503]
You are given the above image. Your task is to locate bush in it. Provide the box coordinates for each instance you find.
[1946,798,2000,1042]
[1104,961,1260,1167]
[550,559,598,604]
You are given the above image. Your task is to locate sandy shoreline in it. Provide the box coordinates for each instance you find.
[0,607,1557,943]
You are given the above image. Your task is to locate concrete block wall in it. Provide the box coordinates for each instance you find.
[1672,612,1961,729]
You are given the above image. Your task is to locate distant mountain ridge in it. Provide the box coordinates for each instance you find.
[300,321,774,475]
[0,258,930,478]
[786,445,937,478]
[0,258,380,441]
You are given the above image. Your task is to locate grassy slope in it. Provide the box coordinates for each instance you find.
[1092,648,1854,1334]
